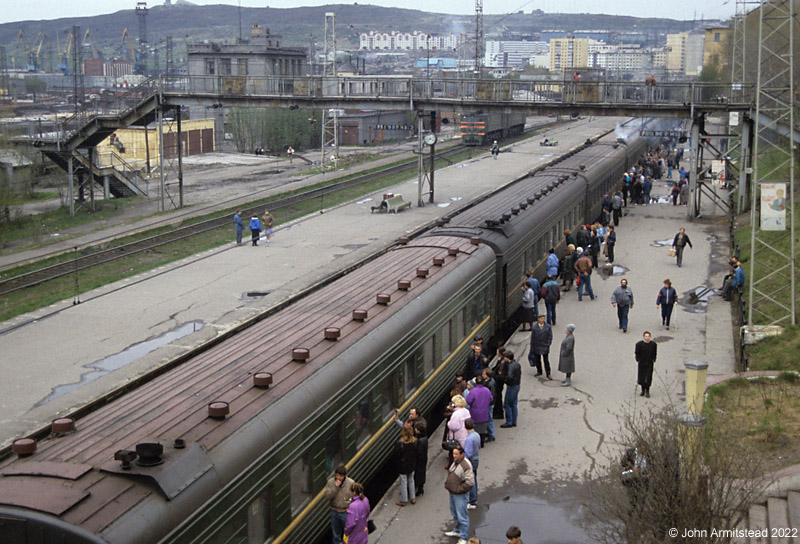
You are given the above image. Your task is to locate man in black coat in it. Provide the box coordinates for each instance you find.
[634,331,657,398]
[528,314,553,379]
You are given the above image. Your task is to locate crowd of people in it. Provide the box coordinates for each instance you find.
[322,141,740,544]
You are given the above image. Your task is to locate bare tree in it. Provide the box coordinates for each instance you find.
[582,404,773,544]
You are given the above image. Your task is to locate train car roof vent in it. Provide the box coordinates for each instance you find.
[470,237,481,245]
[447,247,459,256]
[253,372,274,387]
[397,279,412,290]
[519,201,528,210]
[352,309,368,321]
[433,256,445,267]
[485,219,498,228]
[135,442,164,467]
[511,206,520,215]
[527,196,536,204]
[324,328,341,340]
[579,164,586,171]
[377,293,391,304]
[534,191,543,200]
[208,402,230,419]
[501,213,512,222]
[398,236,410,244]
[416,268,429,278]
[52,418,76,435]
[12,438,36,457]
[292,348,310,362]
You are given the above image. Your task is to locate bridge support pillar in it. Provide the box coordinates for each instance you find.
[103,175,110,200]
[688,119,700,219]
[737,117,752,214]
[67,154,74,217]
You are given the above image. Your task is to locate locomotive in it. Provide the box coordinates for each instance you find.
[460,112,527,146]
[0,124,647,544]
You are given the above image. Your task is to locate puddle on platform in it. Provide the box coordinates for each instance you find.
[655,195,673,204]
[36,321,204,406]
[652,336,673,343]
[600,264,629,277]
[680,286,716,313]
[437,202,452,208]
[474,493,594,543]
[651,238,673,247]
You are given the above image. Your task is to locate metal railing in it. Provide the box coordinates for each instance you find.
[18,75,757,145]
[160,74,756,109]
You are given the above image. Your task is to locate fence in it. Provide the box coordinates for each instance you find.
[728,190,748,372]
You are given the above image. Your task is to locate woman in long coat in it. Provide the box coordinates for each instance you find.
[558,324,576,387]
[561,245,576,291]
[343,482,370,544]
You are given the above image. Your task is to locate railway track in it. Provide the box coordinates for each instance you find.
[0,118,572,298]
[0,143,477,297]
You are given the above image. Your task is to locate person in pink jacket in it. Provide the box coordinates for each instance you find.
[343,482,370,544]
[447,395,471,446]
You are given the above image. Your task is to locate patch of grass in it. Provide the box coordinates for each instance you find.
[5,191,59,206]
[0,197,146,251]
[705,378,800,474]
[746,325,800,372]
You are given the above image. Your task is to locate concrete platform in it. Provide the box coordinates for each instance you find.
[369,183,738,543]
[0,116,626,447]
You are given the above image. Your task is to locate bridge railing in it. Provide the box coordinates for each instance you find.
[161,75,756,109]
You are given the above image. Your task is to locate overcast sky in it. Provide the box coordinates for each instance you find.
[1,0,736,24]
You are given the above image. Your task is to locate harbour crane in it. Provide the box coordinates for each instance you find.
[121,27,142,74]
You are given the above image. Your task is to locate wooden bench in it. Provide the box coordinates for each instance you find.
[371,194,412,213]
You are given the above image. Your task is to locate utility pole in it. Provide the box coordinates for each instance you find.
[136,2,148,76]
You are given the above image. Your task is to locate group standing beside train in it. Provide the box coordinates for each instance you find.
[326,136,732,544]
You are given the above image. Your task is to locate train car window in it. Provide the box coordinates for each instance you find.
[404,354,417,395]
[289,452,312,515]
[380,375,395,419]
[469,298,479,328]
[325,423,344,475]
[247,488,274,543]
[440,322,451,357]
[455,308,465,344]
[423,336,435,376]
[353,397,371,447]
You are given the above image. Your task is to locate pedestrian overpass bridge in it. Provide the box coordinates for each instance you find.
[15,74,757,205]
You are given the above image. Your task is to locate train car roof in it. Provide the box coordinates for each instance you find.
[424,135,632,253]
[0,235,487,541]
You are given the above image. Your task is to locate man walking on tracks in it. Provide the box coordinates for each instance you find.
[671,227,693,267]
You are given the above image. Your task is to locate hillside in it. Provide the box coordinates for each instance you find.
[0,3,701,67]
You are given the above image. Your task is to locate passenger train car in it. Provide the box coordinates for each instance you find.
[0,126,647,544]
[460,112,526,146]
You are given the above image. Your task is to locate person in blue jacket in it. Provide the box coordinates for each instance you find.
[248,215,262,246]
[234,210,244,245]
[546,248,559,278]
